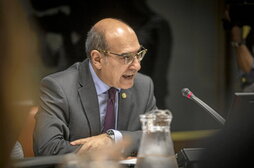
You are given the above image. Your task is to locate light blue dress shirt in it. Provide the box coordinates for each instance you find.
[89,61,122,142]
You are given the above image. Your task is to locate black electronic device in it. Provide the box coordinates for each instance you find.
[225,92,254,126]
[176,148,204,168]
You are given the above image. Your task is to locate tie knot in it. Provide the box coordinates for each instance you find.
[108,87,116,99]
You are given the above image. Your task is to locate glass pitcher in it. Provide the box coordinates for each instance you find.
[135,109,178,168]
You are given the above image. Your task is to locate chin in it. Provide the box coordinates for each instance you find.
[119,83,134,89]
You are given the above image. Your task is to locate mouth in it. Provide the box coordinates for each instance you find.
[122,74,135,80]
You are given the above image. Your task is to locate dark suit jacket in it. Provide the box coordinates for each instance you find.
[33,59,157,156]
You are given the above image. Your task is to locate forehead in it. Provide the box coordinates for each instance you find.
[104,26,140,53]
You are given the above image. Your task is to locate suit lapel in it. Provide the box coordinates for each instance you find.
[118,89,133,130]
[78,59,101,136]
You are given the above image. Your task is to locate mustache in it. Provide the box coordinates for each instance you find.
[124,70,138,75]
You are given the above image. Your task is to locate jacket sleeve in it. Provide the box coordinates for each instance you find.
[33,76,79,156]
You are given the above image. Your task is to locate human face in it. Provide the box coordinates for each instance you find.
[91,19,144,89]
[98,45,142,89]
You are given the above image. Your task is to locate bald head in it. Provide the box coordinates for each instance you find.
[93,18,134,36]
[85,18,139,58]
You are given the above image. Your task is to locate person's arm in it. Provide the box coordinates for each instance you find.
[33,76,79,156]
[70,134,113,154]
[231,26,254,73]
[235,45,253,73]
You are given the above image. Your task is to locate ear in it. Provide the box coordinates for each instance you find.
[90,50,103,70]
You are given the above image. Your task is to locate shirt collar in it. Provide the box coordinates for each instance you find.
[89,61,120,95]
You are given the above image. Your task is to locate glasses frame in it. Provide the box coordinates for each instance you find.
[97,46,147,64]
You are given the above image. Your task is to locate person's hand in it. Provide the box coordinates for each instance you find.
[70,134,113,154]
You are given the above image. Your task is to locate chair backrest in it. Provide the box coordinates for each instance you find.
[10,141,24,159]
[18,106,38,157]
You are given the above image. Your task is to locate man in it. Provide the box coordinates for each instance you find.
[33,18,157,156]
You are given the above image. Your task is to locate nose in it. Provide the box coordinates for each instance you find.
[129,57,141,71]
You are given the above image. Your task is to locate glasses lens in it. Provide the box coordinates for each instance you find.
[123,49,147,64]
[123,54,134,64]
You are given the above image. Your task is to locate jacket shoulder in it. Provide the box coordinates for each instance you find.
[42,62,81,84]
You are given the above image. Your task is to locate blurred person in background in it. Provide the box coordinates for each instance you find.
[223,1,254,91]
[0,0,40,167]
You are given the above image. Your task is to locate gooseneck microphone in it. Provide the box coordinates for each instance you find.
[181,88,225,125]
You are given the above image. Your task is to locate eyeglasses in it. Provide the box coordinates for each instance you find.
[97,46,147,64]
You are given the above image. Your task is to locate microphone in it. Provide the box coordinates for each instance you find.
[181,88,225,125]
